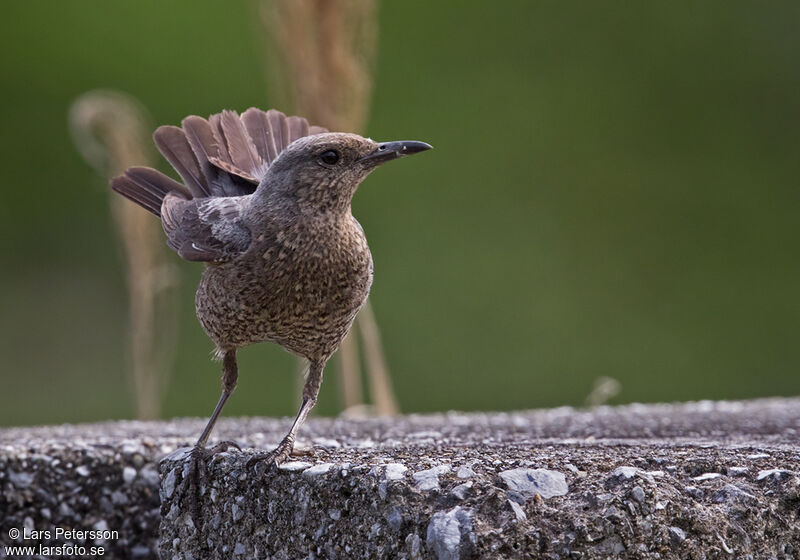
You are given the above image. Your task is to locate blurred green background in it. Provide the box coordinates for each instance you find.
[1,1,798,427]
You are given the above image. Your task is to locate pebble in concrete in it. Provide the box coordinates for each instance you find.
[499,467,568,500]
[712,483,757,504]
[278,461,313,472]
[426,506,476,560]
[456,464,476,479]
[405,533,422,560]
[507,499,527,522]
[692,472,723,482]
[757,468,792,481]
[449,481,472,501]
[8,470,34,488]
[669,526,687,545]
[384,463,408,481]
[609,466,639,481]
[302,462,335,477]
[413,464,451,491]
[161,467,177,500]
[630,485,646,503]
[122,466,137,484]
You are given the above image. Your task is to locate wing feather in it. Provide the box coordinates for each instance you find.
[111,166,189,216]
[220,110,263,176]
[125,108,328,205]
[241,107,272,165]
[161,195,251,262]
[152,126,210,198]
[286,116,309,143]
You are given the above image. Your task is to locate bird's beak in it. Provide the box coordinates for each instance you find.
[359,140,433,165]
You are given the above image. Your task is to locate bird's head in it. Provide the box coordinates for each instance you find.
[260,132,432,214]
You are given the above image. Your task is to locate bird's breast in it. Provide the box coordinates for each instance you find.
[195,216,373,356]
[254,218,372,311]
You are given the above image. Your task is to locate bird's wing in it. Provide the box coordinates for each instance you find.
[155,108,329,199]
[238,108,328,179]
[160,194,251,263]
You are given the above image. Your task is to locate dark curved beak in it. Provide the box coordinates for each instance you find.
[359,140,433,165]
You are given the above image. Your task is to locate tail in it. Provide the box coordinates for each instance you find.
[110,166,189,217]
[110,108,328,215]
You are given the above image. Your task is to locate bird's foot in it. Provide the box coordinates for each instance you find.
[180,441,241,530]
[246,437,302,472]
[290,441,315,457]
[206,440,242,454]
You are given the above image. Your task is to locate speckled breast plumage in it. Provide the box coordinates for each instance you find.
[195,214,373,361]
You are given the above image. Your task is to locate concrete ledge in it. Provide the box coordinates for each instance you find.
[2,398,800,559]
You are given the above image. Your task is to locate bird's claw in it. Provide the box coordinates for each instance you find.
[179,442,242,530]
[246,438,296,471]
[290,444,315,457]
[207,440,241,454]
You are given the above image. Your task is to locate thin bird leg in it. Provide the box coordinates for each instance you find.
[249,360,325,467]
[183,349,240,527]
[195,349,240,451]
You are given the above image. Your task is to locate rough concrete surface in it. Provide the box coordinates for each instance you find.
[1,398,799,559]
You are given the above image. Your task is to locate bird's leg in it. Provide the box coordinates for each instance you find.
[182,350,240,525]
[194,349,241,452]
[249,360,324,468]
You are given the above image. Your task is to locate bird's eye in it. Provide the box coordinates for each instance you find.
[319,150,340,165]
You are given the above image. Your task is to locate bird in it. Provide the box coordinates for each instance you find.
[110,107,431,467]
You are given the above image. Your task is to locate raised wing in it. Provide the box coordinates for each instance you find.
[111,108,325,257]
[161,194,251,263]
[154,108,328,198]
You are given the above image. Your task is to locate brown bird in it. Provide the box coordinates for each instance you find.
[111,107,431,466]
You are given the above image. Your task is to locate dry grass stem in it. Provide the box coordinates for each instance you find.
[69,90,179,420]
[357,300,399,415]
[585,376,622,407]
[337,329,364,411]
[259,0,378,132]
[257,0,399,415]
